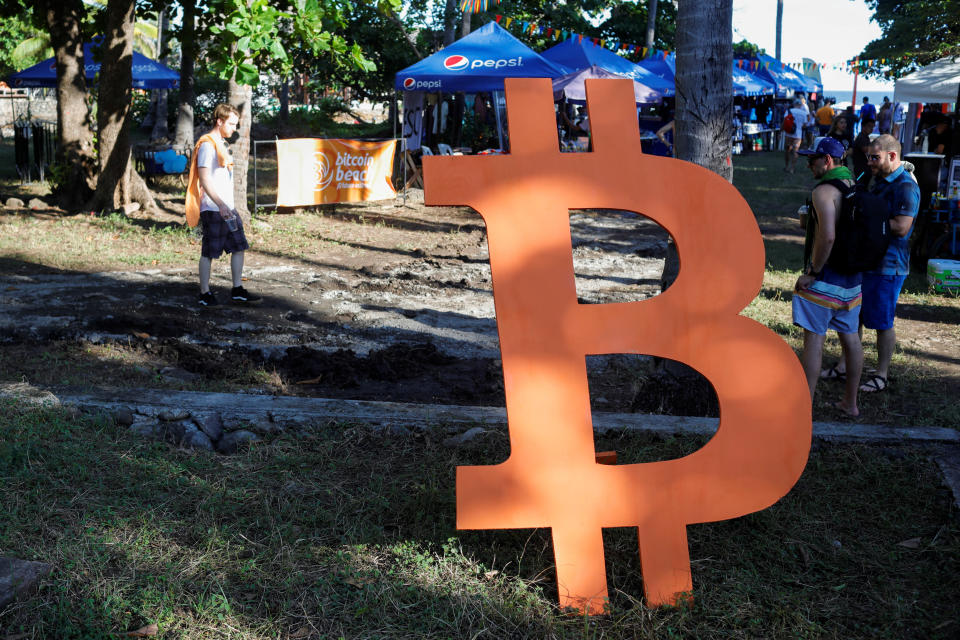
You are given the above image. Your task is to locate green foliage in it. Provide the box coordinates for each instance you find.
[203,0,373,87]
[859,0,960,78]
[733,39,765,58]
[0,14,48,74]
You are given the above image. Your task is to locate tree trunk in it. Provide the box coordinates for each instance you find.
[227,73,252,220]
[443,0,457,45]
[150,5,170,141]
[645,0,658,51]
[775,0,783,60]
[279,77,289,124]
[461,11,471,37]
[90,0,158,214]
[659,0,733,380]
[674,0,733,182]
[40,0,96,211]
[173,0,196,148]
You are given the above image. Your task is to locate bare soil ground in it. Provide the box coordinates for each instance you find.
[2,187,707,415]
[2,161,958,427]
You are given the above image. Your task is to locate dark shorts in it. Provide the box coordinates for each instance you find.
[861,273,907,331]
[200,209,249,259]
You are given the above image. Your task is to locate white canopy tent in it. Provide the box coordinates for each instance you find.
[893,56,960,104]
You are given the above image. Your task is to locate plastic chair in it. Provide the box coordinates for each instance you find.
[437,143,454,155]
[420,145,434,155]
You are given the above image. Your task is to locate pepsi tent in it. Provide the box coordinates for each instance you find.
[553,65,662,105]
[9,41,179,89]
[394,22,564,93]
[542,38,674,97]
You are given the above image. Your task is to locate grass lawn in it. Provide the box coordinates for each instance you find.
[0,405,957,638]
[1,146,959,637]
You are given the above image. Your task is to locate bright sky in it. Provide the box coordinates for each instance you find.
[731,0,894,94]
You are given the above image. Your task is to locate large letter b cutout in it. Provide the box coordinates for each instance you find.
[423,78,811,613]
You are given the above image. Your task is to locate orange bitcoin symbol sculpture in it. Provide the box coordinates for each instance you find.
[423,78,811,613]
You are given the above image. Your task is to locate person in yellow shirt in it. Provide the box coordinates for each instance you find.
[815,99,835,136]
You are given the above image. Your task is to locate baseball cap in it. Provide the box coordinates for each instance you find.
[797,137,845,159]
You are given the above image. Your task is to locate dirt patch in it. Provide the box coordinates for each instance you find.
[1,194,692,414]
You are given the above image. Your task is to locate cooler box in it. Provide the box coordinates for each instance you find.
[927,258,960,293]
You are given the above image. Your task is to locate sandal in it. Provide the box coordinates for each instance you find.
[859,374,888,393]
[819,363,846,381]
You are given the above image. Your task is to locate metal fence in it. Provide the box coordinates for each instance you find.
[14,119,57,184]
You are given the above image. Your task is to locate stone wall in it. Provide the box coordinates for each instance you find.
[0,89,58,137]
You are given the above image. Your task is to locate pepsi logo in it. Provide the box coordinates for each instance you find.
[402,77,416,89]
[444,55,469,71]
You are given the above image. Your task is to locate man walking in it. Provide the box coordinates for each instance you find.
[783,99,811,173]
[185,103,260,306]
[793,137,863,416]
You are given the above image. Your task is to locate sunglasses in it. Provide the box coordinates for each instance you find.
[868,154,883,161]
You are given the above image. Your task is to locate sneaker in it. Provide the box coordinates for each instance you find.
[230,286,261,303]
[198,291,218,306]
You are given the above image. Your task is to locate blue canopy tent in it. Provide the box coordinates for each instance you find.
[553,65,663,105]
[783,64,822,95]
[9,41,179,89]
[732,63,775,96]
[542,38,674,97]
[394,21,564,93]
[737,54,809,97]
[395,21,566,152]
[635,52,772,98]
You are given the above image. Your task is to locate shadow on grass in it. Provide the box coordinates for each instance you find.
[1,406,958,639]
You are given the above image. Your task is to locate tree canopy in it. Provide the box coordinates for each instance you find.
[858,0,960,78]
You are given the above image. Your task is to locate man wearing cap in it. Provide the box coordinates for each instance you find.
[793,136,863,416]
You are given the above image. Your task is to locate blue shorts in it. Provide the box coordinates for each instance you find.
[200,209,250,259]
[861,273,907,330]
[793,295,861,335]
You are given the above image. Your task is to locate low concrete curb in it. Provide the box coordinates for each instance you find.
[1,382,958,444]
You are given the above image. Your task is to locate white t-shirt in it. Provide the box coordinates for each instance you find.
[784,107,809,139]
[196,140,234,212]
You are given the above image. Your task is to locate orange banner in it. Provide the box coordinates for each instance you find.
[275,138,397,206]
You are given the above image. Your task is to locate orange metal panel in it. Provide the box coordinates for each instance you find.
[423,78,811,613]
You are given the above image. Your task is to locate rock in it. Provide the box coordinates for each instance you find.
[0,382,60,408]
[159,367,199,383]
[112,407,136,427]
[0,557,53,608]
[160,421,188,444]
[387,425,411,437]
[184,430,214,451]
[443,426,487,447]
[121,202,141,215]
[27,198,47,210]
[158,408,191,422]
[129,421,162,438]
[4,197,24,209]
[216,429,260,454]
[193,413,224,441]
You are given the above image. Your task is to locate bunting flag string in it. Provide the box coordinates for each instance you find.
[490,11,913,74]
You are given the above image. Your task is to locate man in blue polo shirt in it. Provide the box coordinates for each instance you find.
[858,97,877,125]
[859,134,920,392]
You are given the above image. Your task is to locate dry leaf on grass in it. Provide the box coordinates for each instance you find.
[123,623,159,637]
[289,626,312,639]
[295,376,323,385]
[132,332,151,339]
[344,575,375,587]
[897,537,922,549]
